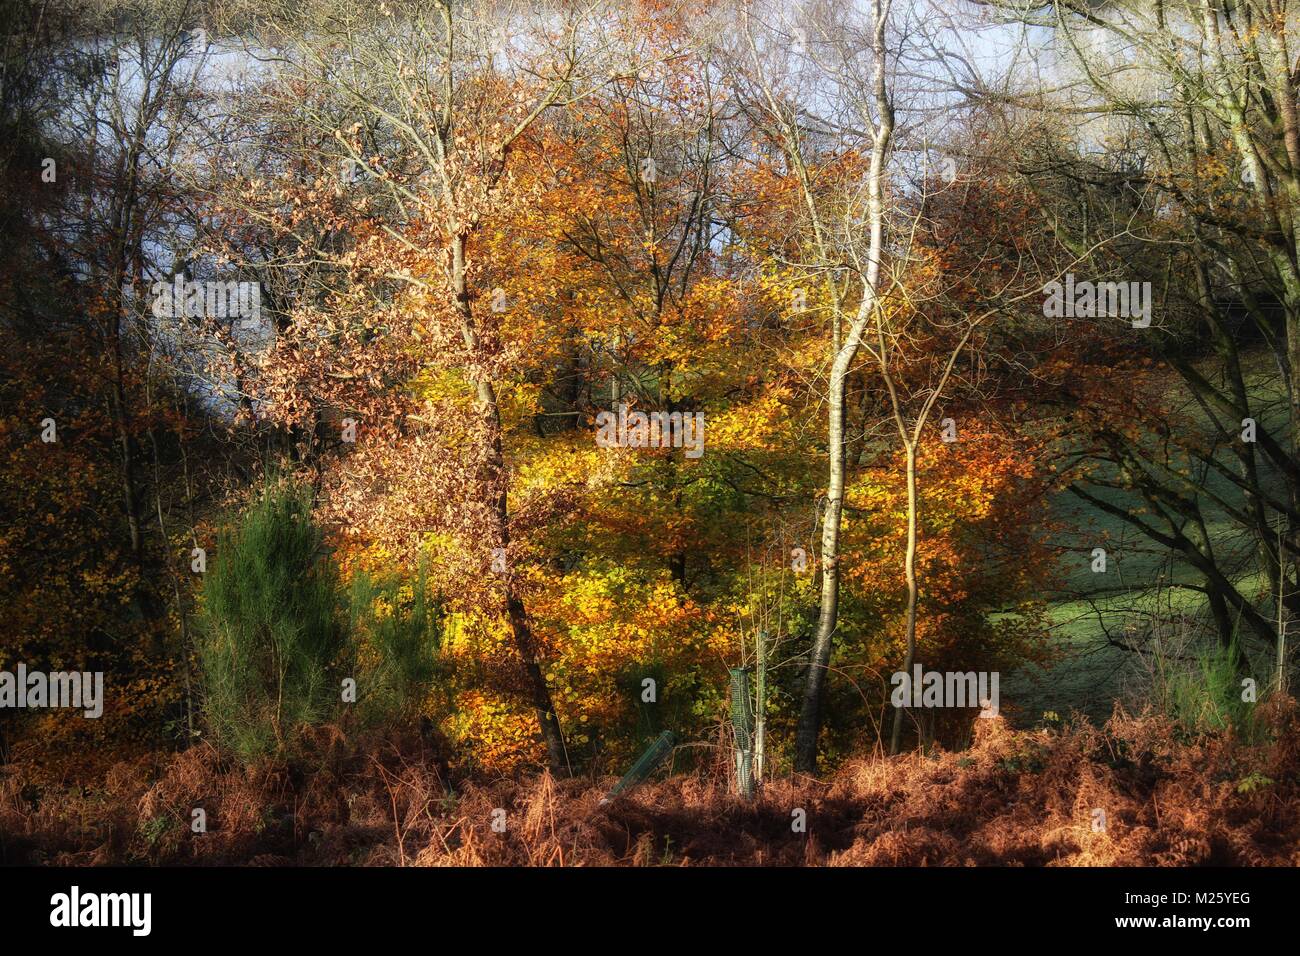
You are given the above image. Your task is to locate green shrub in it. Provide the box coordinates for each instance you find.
[1153,636,1262,738]
[197,480,344,763]
[346,562,444,728]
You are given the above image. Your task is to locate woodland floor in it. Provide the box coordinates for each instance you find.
[3,703,1299,867]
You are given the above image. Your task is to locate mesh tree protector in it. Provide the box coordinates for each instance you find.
[600,730,677,805]
[730,667,755,799]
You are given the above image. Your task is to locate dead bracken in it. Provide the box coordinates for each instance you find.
[3,703,1297,867]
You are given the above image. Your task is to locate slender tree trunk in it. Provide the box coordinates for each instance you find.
[755,629,767,783]
[790,0,894,774]
[107,149,144,565]
[485,392,567,772]
[476,377,568,774]
[890,440,920,753]
[793,359,849,772]
[455,234,567,774]
[505,591,568,773]
[745,0,893,775]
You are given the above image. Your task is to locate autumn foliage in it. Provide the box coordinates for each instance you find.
[7,0,1299,876]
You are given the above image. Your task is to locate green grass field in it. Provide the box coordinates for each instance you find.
[1000,353,1289,727]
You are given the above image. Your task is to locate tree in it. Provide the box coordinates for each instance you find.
[198,480,343,762]
[981,0,1300,670]
[235,0,620,773]
[734,0,897,773]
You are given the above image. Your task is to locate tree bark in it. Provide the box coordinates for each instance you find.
[890,440,919,754]
[791,0,894,774]
[455,233,568,774]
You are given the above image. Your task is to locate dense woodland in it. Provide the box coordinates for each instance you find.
[2,0,1300,866]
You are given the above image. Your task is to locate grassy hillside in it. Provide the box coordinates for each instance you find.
[1003,353,1290,726]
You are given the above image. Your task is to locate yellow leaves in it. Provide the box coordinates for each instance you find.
[447,689,543,772]
[500,381,543,429]
[409,367,475,407]
[441,610,513,662]
[831,429,1055,666]
[513,434,614,497]
[703,389,794,452]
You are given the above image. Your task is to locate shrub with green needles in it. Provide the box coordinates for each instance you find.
[197,480,344,763]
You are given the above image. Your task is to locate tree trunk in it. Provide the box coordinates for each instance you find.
[456,231,567,774]
[890,440,920,754]
[794,342,854,773]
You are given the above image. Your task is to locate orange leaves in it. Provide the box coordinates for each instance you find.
[836,429,1056,675]
[448,689,545,773]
